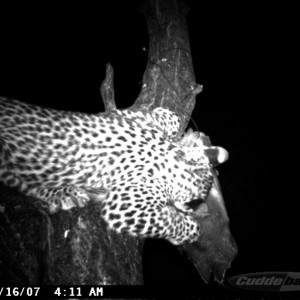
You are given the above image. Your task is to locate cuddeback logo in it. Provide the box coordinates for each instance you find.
[225,272,300,292]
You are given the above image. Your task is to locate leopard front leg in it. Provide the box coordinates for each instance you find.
[101,183,203,245]
[34,185,109,213]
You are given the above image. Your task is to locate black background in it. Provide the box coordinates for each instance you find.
[0,0,297,291]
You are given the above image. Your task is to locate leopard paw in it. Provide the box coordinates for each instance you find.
[47,185,109,213]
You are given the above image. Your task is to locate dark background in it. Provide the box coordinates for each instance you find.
[0,0,296,289]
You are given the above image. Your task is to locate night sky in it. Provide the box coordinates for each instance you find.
[0,0,296,294]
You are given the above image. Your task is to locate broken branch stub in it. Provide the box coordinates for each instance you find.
[100,63,117,112]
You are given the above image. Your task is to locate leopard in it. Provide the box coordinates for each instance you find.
[0,96,228,245]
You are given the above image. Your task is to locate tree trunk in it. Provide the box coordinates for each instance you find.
[132,0,203,131]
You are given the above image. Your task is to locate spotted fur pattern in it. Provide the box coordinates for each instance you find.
[0,97,228,245]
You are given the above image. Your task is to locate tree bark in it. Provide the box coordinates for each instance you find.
[132,0,203,131]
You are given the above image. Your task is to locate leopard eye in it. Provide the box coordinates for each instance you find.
[185,198,204,211]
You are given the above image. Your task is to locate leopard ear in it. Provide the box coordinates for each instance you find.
[204,146,228,166]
